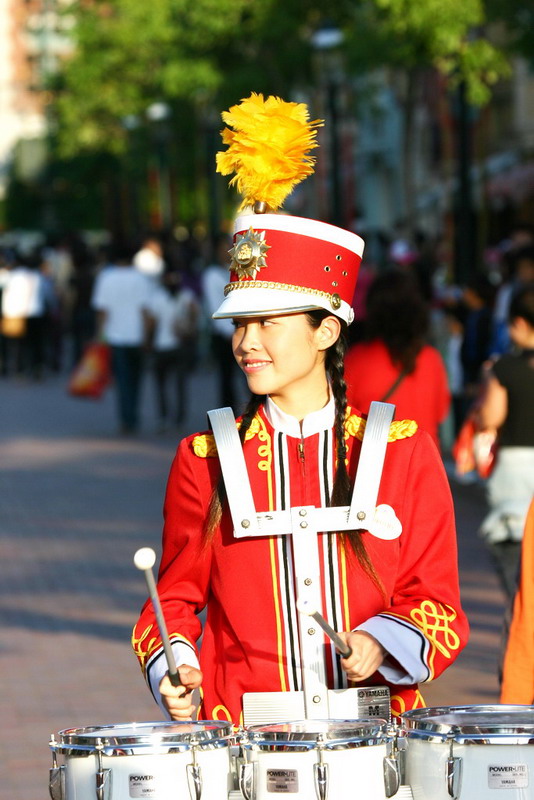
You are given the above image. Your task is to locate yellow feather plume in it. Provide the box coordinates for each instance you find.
[216,92,323,212]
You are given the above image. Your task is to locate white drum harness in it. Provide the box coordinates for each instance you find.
[207,401,402,725]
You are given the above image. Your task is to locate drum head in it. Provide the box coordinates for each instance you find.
[55,721,232,755]
[401,705,534,743]
[246,718,388,747]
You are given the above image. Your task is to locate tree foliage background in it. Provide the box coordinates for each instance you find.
[6,0,533,234]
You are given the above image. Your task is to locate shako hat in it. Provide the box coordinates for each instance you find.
[213,93,364,325]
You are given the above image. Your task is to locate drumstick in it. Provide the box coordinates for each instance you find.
[296,597,353,659]
[134,547,182,687]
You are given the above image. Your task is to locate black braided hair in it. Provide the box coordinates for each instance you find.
[306,310,384,594]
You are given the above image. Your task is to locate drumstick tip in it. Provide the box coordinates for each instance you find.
[134,547,157,571]
[296,597,316,616]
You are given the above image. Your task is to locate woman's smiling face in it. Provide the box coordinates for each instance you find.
[231,312,340,418]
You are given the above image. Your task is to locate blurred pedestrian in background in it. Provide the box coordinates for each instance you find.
[442,305,466,435]
[344,269,450,450]
[477,283,534,601]
[201,233,243,409]
[69,256,97,366]
[40,236,75,372]
[0,247,15,376]
[491,223,534,356]
[133,235,166,283]
[459,274,495,402]
[145,271,199,432]
[91,243,153,434]
[0,251,51,380]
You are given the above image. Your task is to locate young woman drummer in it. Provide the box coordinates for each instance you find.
[133,93,469,726]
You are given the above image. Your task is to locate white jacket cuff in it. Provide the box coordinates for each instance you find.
[146,641,200,717]
[356,615,430,685]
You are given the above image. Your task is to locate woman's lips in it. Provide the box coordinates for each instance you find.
[242,359,272,372]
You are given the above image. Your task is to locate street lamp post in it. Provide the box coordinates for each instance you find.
[146,102,173,231]
[451,80,478,286]
[311,24,345,227]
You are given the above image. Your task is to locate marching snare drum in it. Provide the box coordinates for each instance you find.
[49,721,233,800]
[402,705,534,800]
[239,719,401,800]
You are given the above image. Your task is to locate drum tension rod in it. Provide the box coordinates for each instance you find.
[48,735,65,800]
[446,734,463,800]
[238,731,257,800]
[383,723,401,798]
[95,738,111,800]
[186,737,203,800]
[313,734,329,800]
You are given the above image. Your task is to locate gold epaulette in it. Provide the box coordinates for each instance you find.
[191,415,262,458]
[192,433,218,458]
[345,413,418,442]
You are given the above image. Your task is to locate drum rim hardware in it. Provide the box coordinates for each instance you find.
[402,704,534,745]
[51,720,233,756]
[244,718,390,751]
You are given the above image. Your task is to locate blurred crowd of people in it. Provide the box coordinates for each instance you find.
[0,230,246,436]
[1,222,532,441]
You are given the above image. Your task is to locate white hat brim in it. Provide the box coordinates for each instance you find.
[212,287,354,324]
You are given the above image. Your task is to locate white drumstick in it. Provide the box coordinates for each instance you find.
[296,597,352,658]
[134,547,182,687]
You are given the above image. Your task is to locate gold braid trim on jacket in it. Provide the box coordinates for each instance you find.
[344,412,418,442]
[191,411,418,458]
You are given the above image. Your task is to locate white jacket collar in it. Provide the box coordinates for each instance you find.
[264,394,335,438]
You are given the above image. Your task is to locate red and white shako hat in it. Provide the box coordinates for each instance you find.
[213,93,364,325]
[213,213,364,324]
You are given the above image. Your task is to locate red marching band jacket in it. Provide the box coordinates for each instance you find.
[132,402,469,726]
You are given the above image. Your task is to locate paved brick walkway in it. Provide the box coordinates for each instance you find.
[0,367,505,799]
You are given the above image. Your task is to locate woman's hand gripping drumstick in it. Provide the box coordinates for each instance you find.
[134,548,202,720]
[297,598,386,682]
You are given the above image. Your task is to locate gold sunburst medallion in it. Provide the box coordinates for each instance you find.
[229,228,270,280]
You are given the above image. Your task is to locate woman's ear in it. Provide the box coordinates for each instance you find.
[316,315,341,351]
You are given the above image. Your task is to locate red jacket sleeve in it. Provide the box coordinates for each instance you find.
[132,436,216,675]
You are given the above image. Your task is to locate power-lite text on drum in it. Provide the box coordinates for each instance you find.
[49,721,233,800]
[239,719,402,800]
[401,705,534,800]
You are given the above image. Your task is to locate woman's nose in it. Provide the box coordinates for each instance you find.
[235,323,260,352]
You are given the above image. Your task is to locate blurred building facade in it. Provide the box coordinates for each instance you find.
[353,57,534,268]
[0,0,73,200]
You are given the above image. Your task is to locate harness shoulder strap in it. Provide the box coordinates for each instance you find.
[207,407,259,535]
[347,400,395,528]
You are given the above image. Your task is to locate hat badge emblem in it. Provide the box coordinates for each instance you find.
[229,227,271,280]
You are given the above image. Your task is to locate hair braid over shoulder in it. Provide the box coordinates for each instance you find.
[328,336,350,507]
[316,313,385,595]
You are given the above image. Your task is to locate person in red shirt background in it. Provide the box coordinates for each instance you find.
[345,269,450,450]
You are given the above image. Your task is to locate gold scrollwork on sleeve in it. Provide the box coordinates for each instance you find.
[410,600,461,659]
